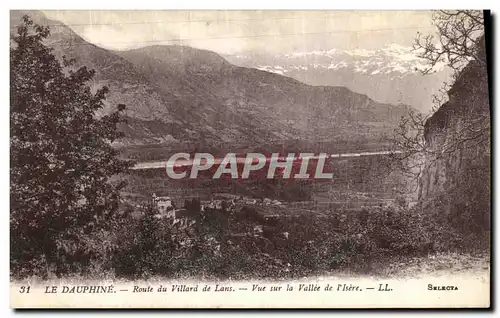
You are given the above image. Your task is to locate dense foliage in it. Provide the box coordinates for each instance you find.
[10,16,133,278]
[28,202,485,281]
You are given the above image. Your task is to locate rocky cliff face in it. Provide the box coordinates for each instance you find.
[418,38,490,231]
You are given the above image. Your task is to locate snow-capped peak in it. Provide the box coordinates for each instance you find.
[228,44,447,76]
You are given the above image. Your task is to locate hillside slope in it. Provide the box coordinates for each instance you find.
[11,10,414,152]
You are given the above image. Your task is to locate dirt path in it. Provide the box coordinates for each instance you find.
[371,251,490,279]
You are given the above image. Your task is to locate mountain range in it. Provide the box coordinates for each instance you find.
[223,45,452,112]
[10,10,417,156]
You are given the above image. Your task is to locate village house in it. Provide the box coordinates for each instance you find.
[152,193,176,218]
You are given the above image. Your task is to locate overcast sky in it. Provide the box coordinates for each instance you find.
[41,10,438,55]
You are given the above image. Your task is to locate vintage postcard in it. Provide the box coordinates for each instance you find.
[10,9,491,308]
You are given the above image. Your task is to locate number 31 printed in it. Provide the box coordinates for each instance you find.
[19,286,30,293]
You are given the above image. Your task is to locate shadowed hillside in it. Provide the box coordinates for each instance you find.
[11,10,414,153]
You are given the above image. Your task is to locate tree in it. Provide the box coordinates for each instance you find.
[391,10,487,181]
[10,15,134,278]
[414,10,486,76]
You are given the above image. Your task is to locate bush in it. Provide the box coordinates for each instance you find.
[112,205,175,279]
[12,199,488,280]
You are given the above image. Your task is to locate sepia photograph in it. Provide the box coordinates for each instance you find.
[9,8,491,308]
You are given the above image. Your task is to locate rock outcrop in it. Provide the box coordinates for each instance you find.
[418,36,490,232]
